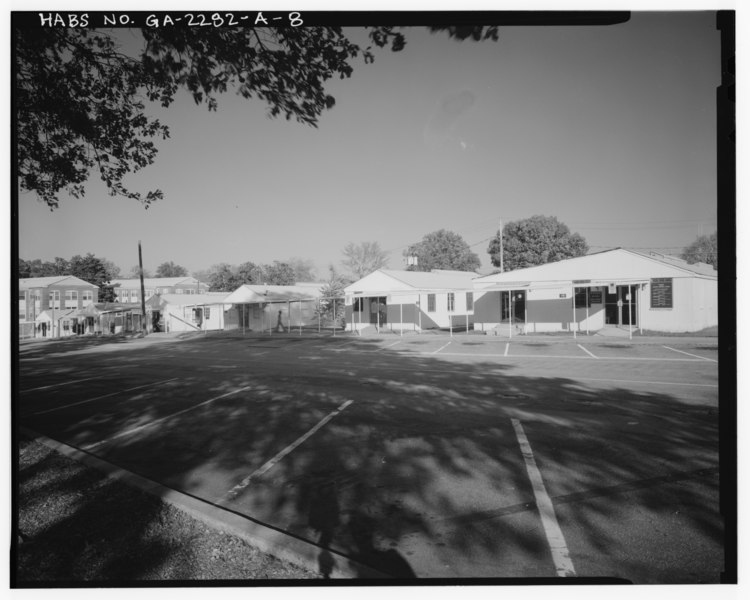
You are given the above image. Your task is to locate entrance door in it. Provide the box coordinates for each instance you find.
[604,286,637,326]
[369,297,387,325]
[501,291,527,322]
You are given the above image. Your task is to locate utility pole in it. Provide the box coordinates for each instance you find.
[499,218,504,273]
[138,241,148,335]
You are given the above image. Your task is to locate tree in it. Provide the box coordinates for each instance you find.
[681,231,717,270]
[16,25,503,210]
[128,265,152,278]
[16,26,407,209]
[155,261,188,278]
[405,229,481,272]
[261,261,296,286]
[68,253,118,301]
[487,215,589,272]
[316,266,347,327]
[287,257,318,283]
[342,241,389,280]
[206,263,241,292]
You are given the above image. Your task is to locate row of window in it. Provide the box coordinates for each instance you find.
[117,287,202,302]
[353,293,475,313]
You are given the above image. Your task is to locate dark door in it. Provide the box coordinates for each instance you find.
[501,291,526,322]
[605,286,637,326]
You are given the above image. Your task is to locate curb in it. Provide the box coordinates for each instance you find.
[19,427,391,580]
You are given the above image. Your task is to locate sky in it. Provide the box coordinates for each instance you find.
[15,9,724,280]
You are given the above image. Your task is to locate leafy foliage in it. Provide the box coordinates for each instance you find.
[15,26,408,209]
[405,229,481,272]
[261,261,296,286]
[487,215,589,272]
[155,261,188,278]
[681,231,717,270]
[19,253,119,301]
[286,257,318,282]
[316,266,347,327]
[341,241,389,280]
[205,260,297,291]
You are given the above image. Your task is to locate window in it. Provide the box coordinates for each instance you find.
[574,287,590,308]
[65,290,78,309]
[131,291,138,303]
[650,278,673,308]
[447,293,455,312]
[253,305,261,318]
[466,292,474,311]
[48,290,60,309]
[82,290,93,306]
[176,288,184,294]
[427,294,436,312]
[119,290,129,303]
[204,307,211,320]
[353,298,364,311]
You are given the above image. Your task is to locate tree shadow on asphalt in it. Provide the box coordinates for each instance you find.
[15,334,725,583]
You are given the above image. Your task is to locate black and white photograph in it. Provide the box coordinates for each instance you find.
[10,2,737,590]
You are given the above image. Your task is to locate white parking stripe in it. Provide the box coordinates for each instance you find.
[378,341,402,351]
[663,345,717,362]
[512,418,576,577]
[420,352,711,362]
[504,343,510,357]
[30,378,180,416]
[577,344,598,359]
[82,386,253,451]
[222,399,354,501]
[556,375,718,389]
[21,376,105,393]
[431,342,452,355]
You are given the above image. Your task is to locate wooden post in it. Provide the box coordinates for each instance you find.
[628,285,633,340]
[138,241,147,335]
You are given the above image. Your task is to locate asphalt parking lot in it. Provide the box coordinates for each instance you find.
[16,331,725,582]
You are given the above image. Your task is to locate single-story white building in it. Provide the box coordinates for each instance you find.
[223,284,325,333]
[344,269,479,333]
[145,293,232,333]
[472,248,717,335]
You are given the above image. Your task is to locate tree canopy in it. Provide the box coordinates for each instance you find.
[405,229,481,272]
[155,261,188,278]
[15,26,408,209]
[341,241,389,280]
[16,25,502,210]
[487,215,588,272]
[681,231,717,270]
[19,253,119,300]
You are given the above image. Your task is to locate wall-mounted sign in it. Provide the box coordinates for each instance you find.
[608,284,616,294]
[559,293,567,298]
[589,291,603,304]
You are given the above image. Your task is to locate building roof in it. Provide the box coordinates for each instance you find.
[152,293,232,306]
[19,276,97,289]
[110,277,207,288]
[224,284,324,304]
[472,248,717,288]
[345,269,479,295]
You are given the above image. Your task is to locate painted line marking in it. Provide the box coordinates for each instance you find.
[553,375,718,389]
[82,386,253,451]
[504,343,510,357]
[222,399,354,502]
[512,418,576,577]
[577,344,598,359]
[21,376,105,393]
[663,345,717,362]
[421,352,713,363]
[431,341,452,355]
[378,341,402,351]
[29,379,180,416]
